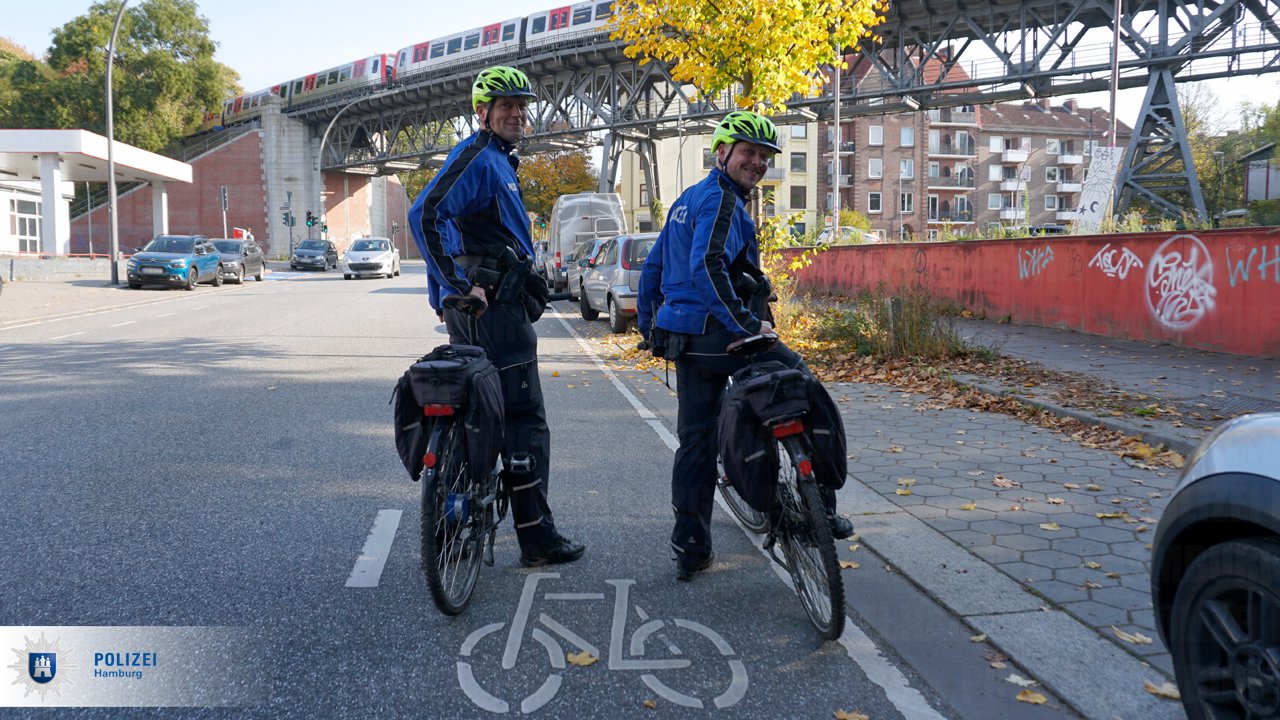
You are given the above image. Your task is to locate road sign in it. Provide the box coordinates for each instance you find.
[220,185,229,212]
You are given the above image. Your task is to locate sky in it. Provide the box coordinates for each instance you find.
[6,0,1278,133]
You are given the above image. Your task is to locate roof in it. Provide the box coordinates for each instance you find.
[0,129,192,184]
[979,100,1131,136]
[1240,142,1276,162]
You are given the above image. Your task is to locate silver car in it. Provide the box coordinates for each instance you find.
[577,232,657,333]
[342,237,400,279]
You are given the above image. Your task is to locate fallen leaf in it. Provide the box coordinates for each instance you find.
[1016,690,1048,705]
[887,445,905,453]
[969,634,987,642]
[1063,482,1081,489]
[1112,627,1154,645]
[1006,673,1039,687]
[1008,505,1024,512]
[1105,572,1122,579]
[848,544,861,552]
[552,371,560,377]
[566,384,577,389]
[993,477,1021,488]
[1039,522,1062,531]
[849,532,861,542]
[839,560,861,570]
[1086,484,1103,491]
[1085,561,1102,569]
[1047,497,1066,505]
[990,661,1007,669]
[566,650,598,666]
[896,477,917,486]
[1144,680,1181,700]
[960,502,977,511]
[643,699,657,709]
[833,711,870,720]
[1096,512,1125,519]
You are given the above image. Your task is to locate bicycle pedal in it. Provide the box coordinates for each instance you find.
[507,451,535,474]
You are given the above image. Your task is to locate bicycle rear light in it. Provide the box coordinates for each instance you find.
[771,419,805,438]
[423,404,456,416]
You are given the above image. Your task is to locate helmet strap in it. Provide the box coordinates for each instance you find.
[718,142,736,172]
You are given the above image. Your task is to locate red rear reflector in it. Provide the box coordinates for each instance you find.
[771,419,805,438]
[797,459,814,476]
[555,251,562,270]
[423,452,438,469]
[423,405,455,416]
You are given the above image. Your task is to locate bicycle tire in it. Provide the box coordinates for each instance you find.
[421,419,484,615]
[774,440,846,640]
[716,455,769,533]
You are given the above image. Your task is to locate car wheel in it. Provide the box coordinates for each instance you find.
[344,274,353,280]
[579,286,600,321]
[255,264,265,281]
[608,296,628,333]
[394,263,400,277]
[128,282,142,289]
[234,267,245,284]
[1169,537,1280,720]
[211,267,223,287]
[184,269,196,291]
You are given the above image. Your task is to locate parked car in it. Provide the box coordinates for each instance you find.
[290,239,338,270]
[1151,412,1280,719]
[127,235,222,290]
[343,237,400,279]
[543,192,627,292]
[566,237,609,301]
[533,239,549,278]
[211,238,267,284]
[578,232,657,333]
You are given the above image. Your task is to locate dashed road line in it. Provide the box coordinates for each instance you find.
[49,331,85,340]
[111,321,137,327]
[346,509,403,588]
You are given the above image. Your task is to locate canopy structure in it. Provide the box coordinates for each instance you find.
[0,129,192,254]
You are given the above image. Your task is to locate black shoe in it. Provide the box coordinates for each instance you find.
[828,514,855,540]
[675,551,715,582]
[520,534,585,568]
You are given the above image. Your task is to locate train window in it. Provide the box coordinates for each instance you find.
[550,9,569,29]
[316,74,327,87]
[372,59,379,74]
[573,6,592,24]
[596,2,612,19]
[294,80,304,94]
[502,23,516,41]
[430,43,445,58]
[531,16,546,34]
[482,25,498,45]
[339,67,351,82]
[447,37,462,54]
[464,33,479,50]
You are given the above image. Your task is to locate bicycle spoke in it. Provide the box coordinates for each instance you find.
[422,420,483,615]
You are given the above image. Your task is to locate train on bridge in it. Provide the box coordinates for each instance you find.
[199,1,615,132]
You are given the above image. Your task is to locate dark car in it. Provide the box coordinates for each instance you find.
[126,235,222,290]
[290,239,338,271]
[578,232,657,332]
[211,238,267,284]
[1151,412,1280,719]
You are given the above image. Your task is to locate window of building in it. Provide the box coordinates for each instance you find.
[869,125,883,146]
[927,229,939,241]
[790,185,807,209]
[791,125,807,139]
[988,193,1004,210]
[868,158,883,179]
[900,192,914,213]
[794,222,806,235]
[928,161,940,179]
[956,196,971,216]
[1045,166,1059,182]
[790,152,807,173]
[868,192,882,213]
[11,198,40,253]
[900,126,914,147]
[1044,195,1058,210]
[640,184,649,205]
[1046,138,1061,155]
[900,159,914,179]
[989,136,1003,153]
[1084,140,1098,156]
[988,164,1003,182]
[702,148,715,169]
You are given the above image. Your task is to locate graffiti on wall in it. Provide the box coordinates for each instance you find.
[1018,246,1054,279]
[1225,244,1280,287]
[1088,243,1144,279]
[1145,235,1217,331]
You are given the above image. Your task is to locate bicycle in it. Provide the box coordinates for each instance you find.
[724,333,846,640]
[716,376,769,534]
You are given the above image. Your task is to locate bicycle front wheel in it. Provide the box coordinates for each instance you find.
[716,455,769,533]
[421,419,484,615]
[774,440,845,640]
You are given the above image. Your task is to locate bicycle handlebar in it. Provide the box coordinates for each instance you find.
[726,333,779,356]
[443,294,487,316]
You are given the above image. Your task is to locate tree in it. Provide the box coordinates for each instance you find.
[2,0,237,152]
[518,150,599,219]
[610,0,887,112]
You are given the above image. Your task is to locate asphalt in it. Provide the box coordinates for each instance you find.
[5,270,1278,719]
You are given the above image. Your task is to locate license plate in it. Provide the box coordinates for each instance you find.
[141,267,164,275]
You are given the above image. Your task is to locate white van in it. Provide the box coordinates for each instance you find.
[543,192,627,293]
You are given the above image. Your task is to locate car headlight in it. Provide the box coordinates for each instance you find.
[169,259,188,268]
[127,259,138,268]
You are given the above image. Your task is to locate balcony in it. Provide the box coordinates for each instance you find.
[926,175,976,190]
[999,179,1026,192]
[825,140,856,155]
[1058,153,1084,165]
[927,211,975,224]
[764,167,786,180]
[926,109,977,126]
[999,208,1026,220]
[1057,180,1083,193]
[928,141,977,157]
[1057,210,1080,222]
[1001,149,1029,164]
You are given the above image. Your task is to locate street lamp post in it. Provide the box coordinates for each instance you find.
[105,0,129,285]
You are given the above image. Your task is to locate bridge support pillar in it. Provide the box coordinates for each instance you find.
[1114,68,1208,224]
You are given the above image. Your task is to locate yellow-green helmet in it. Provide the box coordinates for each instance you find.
[710,111,781,153]
[472,66,536,111]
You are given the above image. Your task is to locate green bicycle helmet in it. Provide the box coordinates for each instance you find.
[710,111,781,153]
[472,66,537,111]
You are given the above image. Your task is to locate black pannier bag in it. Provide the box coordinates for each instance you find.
[391,344,505,483]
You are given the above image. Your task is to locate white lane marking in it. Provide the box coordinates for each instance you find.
[345,509,402,588]
[552,310,949,720]
[155,313,175,318]
[110,321,137,328]
[49,332,84,340]
[193,305,209,310]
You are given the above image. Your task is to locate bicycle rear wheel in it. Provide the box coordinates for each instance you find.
[421,419,484,615]
[774,440,845,640]
[716,455,769,533]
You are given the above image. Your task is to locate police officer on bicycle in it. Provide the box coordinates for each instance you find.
[637,110,854,582]
[409,65,585,568]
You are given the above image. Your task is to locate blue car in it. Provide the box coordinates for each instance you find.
[127,235,223,290]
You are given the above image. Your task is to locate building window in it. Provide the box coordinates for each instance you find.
[900,192,914,213]
[1084,140,1098,156]
[989,136,1003,153]
[869,125,883,146]
[790,185,807,209]
[11,198,40,253]
[702,148,715,169]
[1046,138,1061,155]
[791,125,807,139]
[956,196,971,216]
[988,164,1003,182]
[1045,195,1058,210]
[640,183,649,205]
[868,192,882,213]
[1045,166,1060,182]
[900,159,914,179]
[988,193,1003,210]
[868,158,883,178]
[927,229,939,241]
[790,152,807,173]
[900,126,914,147]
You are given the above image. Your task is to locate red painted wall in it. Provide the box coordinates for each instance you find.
[790,228,1280,358]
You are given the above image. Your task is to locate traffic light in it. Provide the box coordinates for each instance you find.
[306,211,316,227]
[282,211,290,227]
[538,216,546,229]
[321,224,328,234]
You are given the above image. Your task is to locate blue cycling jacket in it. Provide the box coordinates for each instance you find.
[409,130,533,300]
[637,167,763,339]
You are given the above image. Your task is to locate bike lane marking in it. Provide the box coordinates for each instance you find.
[345,509,402,588]
[552,311,948,720]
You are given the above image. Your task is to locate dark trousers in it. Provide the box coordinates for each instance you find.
[445,299,556,550]
[670,324,806,560]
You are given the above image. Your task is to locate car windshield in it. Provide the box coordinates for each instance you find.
[298,241,326,250]
[143,237,194,254]
[212,241,243,253]
[351,240,389,252]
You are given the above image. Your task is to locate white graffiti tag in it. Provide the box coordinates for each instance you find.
[1088,243,1145,279]
[1144,235,1217,331]
[1017,245,1054,279]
